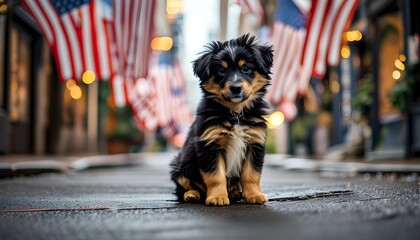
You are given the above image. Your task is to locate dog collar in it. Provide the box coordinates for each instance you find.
[230,110,244,126]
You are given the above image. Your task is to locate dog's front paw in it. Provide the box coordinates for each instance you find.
[183,190,201,203]
[244,193,268,204]
[205,196,230,206]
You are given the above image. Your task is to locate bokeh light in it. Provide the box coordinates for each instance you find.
[392,70,401,80]
[266,111,285,129]
[341,45,350,58]
[82,70,95,84]
[344,30,362,42]
[70,85,82,99]
[399,54,406,62]
[66,79,77,90]
[151,37,173,51]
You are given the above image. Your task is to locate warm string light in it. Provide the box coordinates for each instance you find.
[82,70,95,84]
[265,111,285,129]
[340,31,362,59]
[151,37,173,51]
[166,0,183,20]
[0,3,8,13]
[343,30,362,42]
[392,54,406,80]
[65,70,96,100]
[66,79,82,100]
[341,45,350,58]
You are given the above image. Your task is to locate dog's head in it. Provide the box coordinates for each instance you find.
[193,33,273,111]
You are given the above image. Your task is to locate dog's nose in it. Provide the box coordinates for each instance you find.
[229,84,242,94]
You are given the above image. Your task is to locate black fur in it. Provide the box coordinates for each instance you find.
[170,33,273,204]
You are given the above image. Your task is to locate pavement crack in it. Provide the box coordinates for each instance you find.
[268,190,354,202]
[0,207,112,213]
[0,206,177,213]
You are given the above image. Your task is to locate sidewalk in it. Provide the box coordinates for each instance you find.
[1,152,419,240]
[1,152,420,179]
[0,153,140,178]
[265,155,420,182]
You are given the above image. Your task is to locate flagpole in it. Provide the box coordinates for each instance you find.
[87,80,98,152]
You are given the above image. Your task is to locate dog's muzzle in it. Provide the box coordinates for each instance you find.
[228,82,244,103]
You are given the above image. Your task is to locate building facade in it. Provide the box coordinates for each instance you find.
[0,2,101,155]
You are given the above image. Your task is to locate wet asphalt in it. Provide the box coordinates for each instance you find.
[0,153,419,240]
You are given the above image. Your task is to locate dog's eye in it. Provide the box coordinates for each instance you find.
[217,68,227,76]
[241,65,252,74]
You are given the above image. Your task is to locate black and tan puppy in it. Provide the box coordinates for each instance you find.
[170,34,273,206]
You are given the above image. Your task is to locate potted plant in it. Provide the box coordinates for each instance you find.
[106,106,143,154]
[389,75,413,113]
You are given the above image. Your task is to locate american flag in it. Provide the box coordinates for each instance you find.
[267,0,307,121]
[297,0,359,95]
[150,53,193,140]
[22,0,114,82]
[110,0,158,131]
[267,0,359,120]
[235,0,265,23]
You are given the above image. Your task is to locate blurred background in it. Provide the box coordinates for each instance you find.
[0,0,419,162]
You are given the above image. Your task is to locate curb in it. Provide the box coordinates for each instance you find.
[265,157,420,174]
[1,153,419,179]
[0,152,177,178]
[0,161,70,178]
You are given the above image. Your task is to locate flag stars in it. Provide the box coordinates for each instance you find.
[52,0,89,15]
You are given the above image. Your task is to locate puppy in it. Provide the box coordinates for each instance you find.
[170,33,273,206]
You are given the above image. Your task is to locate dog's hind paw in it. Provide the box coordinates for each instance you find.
[244,193,268,204]
[183,190,201,203]
[205,196,230,206]
[228,190,242,203]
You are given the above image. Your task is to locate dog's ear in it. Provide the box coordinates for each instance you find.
[192,41,222,81]
[237,33,273,78]
[253,44,274,78]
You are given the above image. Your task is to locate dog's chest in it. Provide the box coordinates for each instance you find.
[223,124,249,178]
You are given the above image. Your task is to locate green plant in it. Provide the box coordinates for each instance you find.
[107,106,142,142]
[352,74,373,117]
[291,116,308,143]
[389,76,412,112]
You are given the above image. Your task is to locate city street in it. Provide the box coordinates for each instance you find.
[0,153,419,240]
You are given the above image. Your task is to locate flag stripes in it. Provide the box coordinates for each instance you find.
[110,0,158,131]
[268,0,359,120]
[267,0,307,120]
[298,0,359,95]
[236,0,265,23]
[22,0,114,82]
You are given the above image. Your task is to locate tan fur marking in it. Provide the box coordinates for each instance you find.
[219,73,269,112]
[221,61,228,68]
[183,190,201,202]
[240,154,268,204]
[251,73,269,94]
[235,73,269,111]
[201,156,230,206]
[240,81,252,97]
[221,82,231,97]
[202,77,222,96]
[200,125,233,147]
[238,59,246,67]
[178,176,205,198]
[177,176,192,190]
[228,182,242,200]
[244,127,267,145]
[202,73,268,113]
